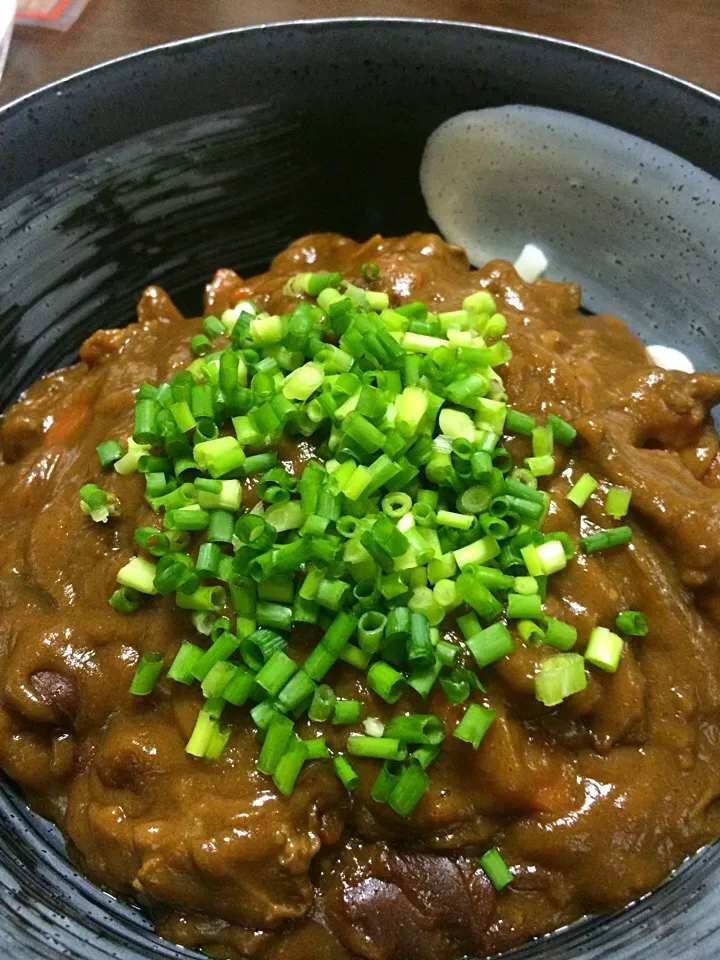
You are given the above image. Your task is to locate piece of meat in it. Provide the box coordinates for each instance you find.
[320,842,495,960]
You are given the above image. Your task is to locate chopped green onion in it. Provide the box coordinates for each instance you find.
[384,714,445,745]
[525,454,555,477]
[347,736,407,760]
[96,439,124,468]
[367,661,405,703]
[255,650,298,697]
[505,408,535,436]
[605,486,632,519]
[257,714,294,775]
[479,849,514,890]
[535,652,587,706]
[566,473,598,508]
[308,684,336,722]
[116,556,158,595]
[109,586,141,613]
[129,653,164,695]
[466,622,514,668]
[388,763,430,815]
[273,737,308,796]
[585,626,623,672]
[547,414,577,446]
[615,610,648,636]
[333,756,360,791]
[506,592,543,619]
[454,703,496,749]
[543,617,578,651]
[332,699,362,725]
[581,525,632,553]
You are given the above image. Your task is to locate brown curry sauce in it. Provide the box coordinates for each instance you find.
[1,233,720,960]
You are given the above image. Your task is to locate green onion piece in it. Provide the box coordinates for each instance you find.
[170,400,197,433]
[255,650,298,697]
[535,539,568,575]
[513,575,538,595]
[134,526,170,557]
[207,509,236,544]
[466,622,514,668]
[505,408,535,436]
[454,536,500,569]
[547,414,577,446]
[129,653,164,695]
[79,483,119,522]
[256,600,293,632]
[191,333,213,356]
[453,703,496,749]
[525,454,555,477]
[436,509,475,531]
[273,736,308,796]
[96,439,124,468]
[257,714,294,775]
[276,670,316,713]
[316,578,351,611]
[250,699,279,731]
[535,652,587,706]
[333,756,360,792]
[116,556,158,595]
[332,699,362,725]
[302,643,338,682]
[438,669,471,704]
[167,642,204,684]
[201,661,237,699]
[388,762,430,815]
[435,640,459,666]
[204,723,232,760]
[367,661,405,703]
[605,485,632,519]
[308,683,336,722]
[339,643,371,671]
[186,698,225,757]
[222,666,256,706]
[455,572,503,620]
[371,762,401,802]
[347,735,407,760]
[517,619,545,644]
[531,424,554,458]
[615,610,648,636]
[479,849,514,890]
[192,630,240,682]
[506,592,543,619]
[581,525,632,553]
[304,737,329,760]
[357,611,387,655]
[543,617,578,651]
[114,437,151,475]
[566,473,598,508]
[109,586,141,613]
[384,714,445,745]
[195,542,221,579]
[585,626,623,672]
[407,611,434,667]
[176,585,225,612]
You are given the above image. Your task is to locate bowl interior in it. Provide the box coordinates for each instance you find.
[0,17,719,960]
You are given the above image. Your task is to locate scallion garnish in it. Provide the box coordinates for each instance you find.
[479,848,514,890]
[82,265,632,808]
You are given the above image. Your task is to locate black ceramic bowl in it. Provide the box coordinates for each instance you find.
[0,17,719,960]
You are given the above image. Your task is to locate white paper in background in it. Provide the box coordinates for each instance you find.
[0,0,15,81]
[15,0,91,31]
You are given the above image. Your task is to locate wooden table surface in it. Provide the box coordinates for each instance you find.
[2,0,719,107]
